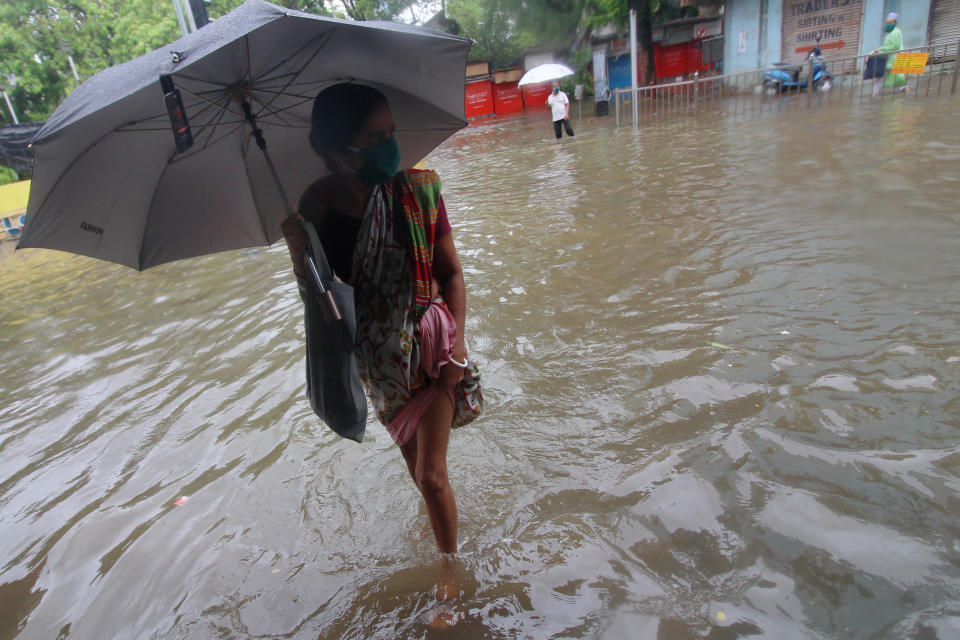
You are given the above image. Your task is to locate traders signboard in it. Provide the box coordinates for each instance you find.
[781,0,864,64]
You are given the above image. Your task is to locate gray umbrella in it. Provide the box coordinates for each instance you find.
[18,0,470,270]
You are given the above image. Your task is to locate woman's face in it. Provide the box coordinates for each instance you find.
[353,103,395,151]
[336,102,395,172]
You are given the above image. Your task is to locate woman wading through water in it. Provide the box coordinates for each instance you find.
[281,83,483,614]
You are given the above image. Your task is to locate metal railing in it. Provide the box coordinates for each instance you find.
[614,40,960,125]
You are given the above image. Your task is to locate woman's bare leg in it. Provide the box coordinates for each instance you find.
[399,390,460,618]
[415,390,457,554]
[399,436,419,485]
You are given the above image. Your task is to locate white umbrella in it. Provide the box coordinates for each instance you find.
[19,0,470,270]
[518,63,575,86]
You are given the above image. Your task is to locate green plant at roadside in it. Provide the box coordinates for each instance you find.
[569,46,594,96]
[0,165,17,185]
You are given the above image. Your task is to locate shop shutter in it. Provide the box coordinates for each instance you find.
[929,0,960,48]
[781,0,866,64]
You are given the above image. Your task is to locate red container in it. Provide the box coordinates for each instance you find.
[464,79,494,119]
[493,82,523,115]
[654,41,709,81]
[521,82,551,109]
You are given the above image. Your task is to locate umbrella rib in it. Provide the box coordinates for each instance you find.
[252,31,336,120]
[247,76,333,93]
[254,29,336,93]
[200,98,232,149]
[245,35,253,86]
[241,137,276,242]
[138,147,180,270]
[172,72,231,89]
[178,86,240,119]
[111,116,303,137]
[175,121,248,162]
[246,86,316,101]
[116,98,221,132]
[115,120,303,135]
[246,94,304,127]
[251,98,292,128]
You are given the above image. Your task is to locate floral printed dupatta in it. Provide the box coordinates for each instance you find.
[350,170,483,433]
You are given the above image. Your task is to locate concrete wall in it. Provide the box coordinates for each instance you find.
[763,0,784,67]
[722,0,785,71]
[724,0,764,75]
[860,0,933,55]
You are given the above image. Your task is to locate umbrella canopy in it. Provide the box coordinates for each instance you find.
[517,63,575,87]
[19,0,470,270]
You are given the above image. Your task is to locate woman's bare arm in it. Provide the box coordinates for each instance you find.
[433,232,467,387]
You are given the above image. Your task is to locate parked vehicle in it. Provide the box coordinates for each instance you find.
[763,44,833,93]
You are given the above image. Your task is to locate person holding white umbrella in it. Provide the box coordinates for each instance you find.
[547,80,575,139]
[518,63,576,140]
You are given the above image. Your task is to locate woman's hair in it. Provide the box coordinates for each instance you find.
[309,83,388,171]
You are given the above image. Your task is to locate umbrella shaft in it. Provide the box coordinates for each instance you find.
[241,99,292,215]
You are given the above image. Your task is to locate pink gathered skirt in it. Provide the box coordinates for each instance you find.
[386,301,457,446]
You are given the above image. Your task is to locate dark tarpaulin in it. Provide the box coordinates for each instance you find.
[0,122,42,175]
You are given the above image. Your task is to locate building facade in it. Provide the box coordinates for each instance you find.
[725,0,959,75]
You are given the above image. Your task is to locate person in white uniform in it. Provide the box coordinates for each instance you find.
[546,81,574,139]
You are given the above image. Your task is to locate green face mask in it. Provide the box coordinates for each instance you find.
[350,137,400,185]
[884,23,895,33]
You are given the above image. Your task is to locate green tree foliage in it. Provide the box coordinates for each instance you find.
[207,0,415,22]
[0,0,422,125]
[446,0,524,67]
[0,0,180,123]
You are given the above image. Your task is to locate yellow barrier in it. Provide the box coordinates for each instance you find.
[0,179,30,216]
[0,180,29,241]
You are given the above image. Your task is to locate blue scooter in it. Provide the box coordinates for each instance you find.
[764,43,833,93]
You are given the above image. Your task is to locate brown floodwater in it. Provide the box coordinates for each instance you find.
[1,96,959,640]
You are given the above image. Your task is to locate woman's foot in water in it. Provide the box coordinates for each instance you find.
[428,554,463,628]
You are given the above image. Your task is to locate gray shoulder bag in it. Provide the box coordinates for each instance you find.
[301,221,367,442]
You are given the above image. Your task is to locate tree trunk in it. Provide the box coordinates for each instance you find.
[637,13,655,84]
[568,8,593,56]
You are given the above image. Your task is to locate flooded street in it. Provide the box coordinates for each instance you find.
[2,97,959,639]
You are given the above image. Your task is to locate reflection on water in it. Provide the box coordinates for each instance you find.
[2,99,960,639]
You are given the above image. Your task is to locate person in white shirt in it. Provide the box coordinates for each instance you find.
[546,81,574,139]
